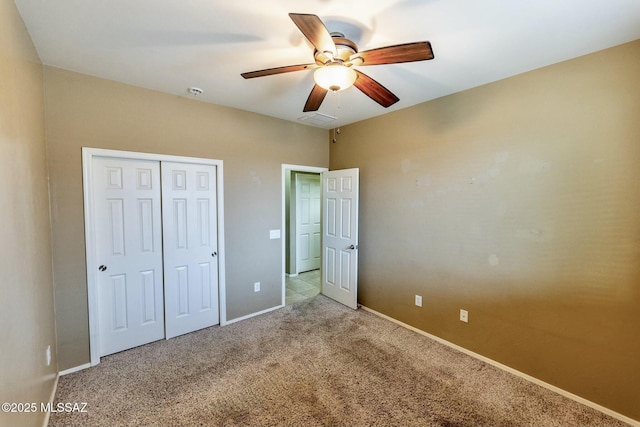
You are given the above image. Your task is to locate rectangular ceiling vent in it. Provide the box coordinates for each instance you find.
[297,113,337,126]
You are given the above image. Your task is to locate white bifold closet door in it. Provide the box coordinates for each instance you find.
[93,157,219,357]
[94,157,165,356]
[161,162,219,339]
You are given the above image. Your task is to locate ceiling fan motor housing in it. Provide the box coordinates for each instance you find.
[315,33,359,64]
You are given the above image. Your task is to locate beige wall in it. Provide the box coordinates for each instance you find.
[44,67,329,370]
[0,1,58,426]
[7,2,636,420]
[331,40,640,421]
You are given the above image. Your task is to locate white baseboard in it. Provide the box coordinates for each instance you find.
[41,373,59,427]
[59,306,285,374]
[360,305,639,427]
[225,304,283,325]
[59,362,91,376]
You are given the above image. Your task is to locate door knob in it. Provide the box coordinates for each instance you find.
[211,252,217,257]
[98,265,107,272]
[346,244,358,250]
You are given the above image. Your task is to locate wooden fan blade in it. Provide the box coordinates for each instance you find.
[352,41,434,65]
[303,85,329,112]
[353,70,399,108]
[241,63,316,79]
[289,13,337,56]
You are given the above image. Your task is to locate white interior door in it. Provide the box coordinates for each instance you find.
[321,168,359,309]
[93,157,165,356]
[162,162,219,339]
[296,173,321,273]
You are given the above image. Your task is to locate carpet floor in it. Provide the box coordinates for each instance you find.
[50,295,629,427]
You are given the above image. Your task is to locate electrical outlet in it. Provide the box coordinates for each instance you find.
[415,295,422,307]
[46,345,51,366]
[254,282,260,292]
[460,309,469,323]
[269,229,281,239]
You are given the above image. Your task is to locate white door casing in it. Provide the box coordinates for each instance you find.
[93,157,165,356]
[321,168,359,309]
[162,162,219,339]
[296,173,321,273]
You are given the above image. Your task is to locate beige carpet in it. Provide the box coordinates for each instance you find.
[50,295,629,427]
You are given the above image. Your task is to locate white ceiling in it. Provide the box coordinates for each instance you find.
[15,0,640,129]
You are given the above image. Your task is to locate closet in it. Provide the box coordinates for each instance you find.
[83,149,224,362]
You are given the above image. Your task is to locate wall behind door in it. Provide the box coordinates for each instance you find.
[44,67,329,370]
[330,41,640,421]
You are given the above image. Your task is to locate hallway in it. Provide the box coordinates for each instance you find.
[285,270,320,305]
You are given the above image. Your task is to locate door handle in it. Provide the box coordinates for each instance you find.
[211,252,217,257]
[98,265,107,272]
[346,244,358,250]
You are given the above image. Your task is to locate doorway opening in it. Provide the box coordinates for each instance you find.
[281,165,327,305]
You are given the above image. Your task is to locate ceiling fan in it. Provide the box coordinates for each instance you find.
[241,13,434,112]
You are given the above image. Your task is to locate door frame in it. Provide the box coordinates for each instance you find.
[281,164,328,306]
[83,147,227,366]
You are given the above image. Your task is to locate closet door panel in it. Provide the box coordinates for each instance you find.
[93,157,165,356]
[162,162,219,339]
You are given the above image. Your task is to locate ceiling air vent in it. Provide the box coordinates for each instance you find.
[297,113,337,126]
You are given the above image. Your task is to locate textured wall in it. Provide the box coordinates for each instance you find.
[0,1,58,426]
[44,67,329,370]
[331,40,640,421]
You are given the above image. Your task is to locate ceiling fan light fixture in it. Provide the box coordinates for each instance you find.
[313,64,357,92]
[241,14,434,112]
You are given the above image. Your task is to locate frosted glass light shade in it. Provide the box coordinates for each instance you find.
[313,64,357,91]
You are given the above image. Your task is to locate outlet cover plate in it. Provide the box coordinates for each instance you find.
[269,229,281,239]
[460,309,469,323]
[415,295,422,307]
[254,282,260,292]
[46,345,51,366]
